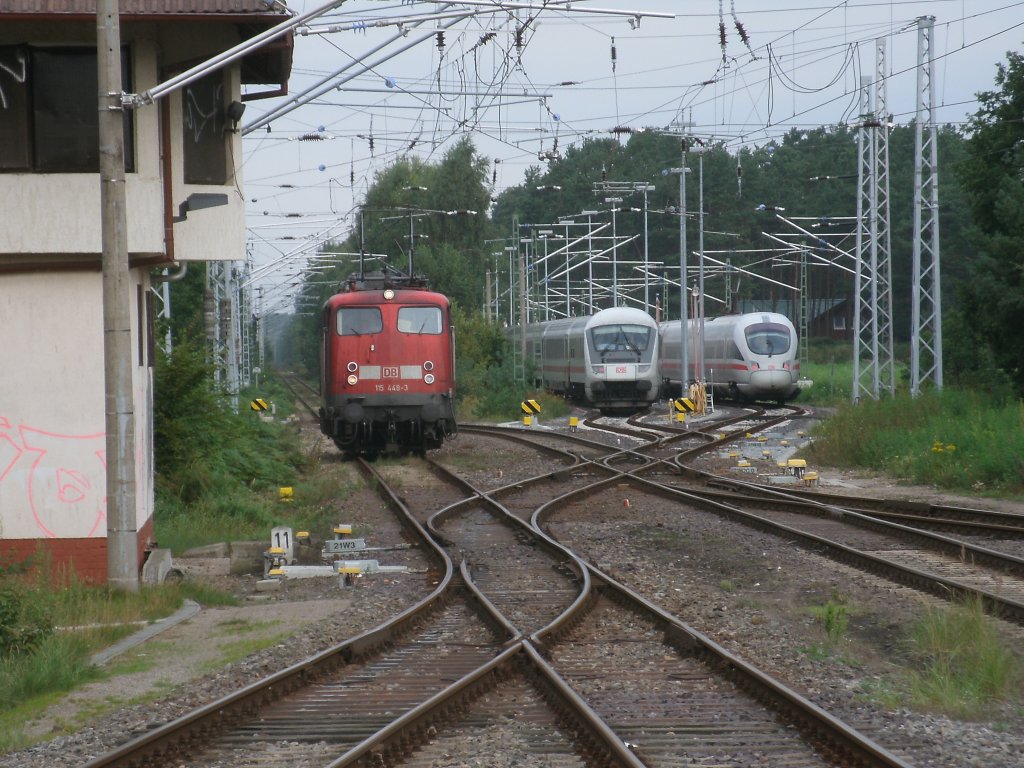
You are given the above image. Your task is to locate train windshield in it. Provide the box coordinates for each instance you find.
[397,306,442,335]
[745,322,791,356]
[589,324,651,360]
[336,307,382,336]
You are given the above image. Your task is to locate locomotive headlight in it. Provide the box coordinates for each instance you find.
[347,361,358,373]
[424,373,436,385]
[383,289,395,300]
[592,365,605,375]
[346,374,358,386]
[423,360,435,371]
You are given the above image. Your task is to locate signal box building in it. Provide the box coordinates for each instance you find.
[0,2,292,581]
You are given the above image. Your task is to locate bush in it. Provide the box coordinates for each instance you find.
[471,357,531,420]
[806,389,1024,494]
[153,339,309,551]
[0,585,53,658]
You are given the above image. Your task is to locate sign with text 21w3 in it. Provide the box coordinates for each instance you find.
[324,538,367,553]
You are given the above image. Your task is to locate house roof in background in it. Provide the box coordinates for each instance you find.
[0,0,291,17]
[0,0,293,88]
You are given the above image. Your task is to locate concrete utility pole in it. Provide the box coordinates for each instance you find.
[97,0,139,591]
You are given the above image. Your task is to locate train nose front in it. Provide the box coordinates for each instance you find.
[750,368,794,392]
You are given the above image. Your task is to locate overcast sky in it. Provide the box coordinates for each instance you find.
[239,1,1024,303]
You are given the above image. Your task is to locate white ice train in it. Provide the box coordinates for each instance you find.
[522,306,661,414]
[659,312,801,404]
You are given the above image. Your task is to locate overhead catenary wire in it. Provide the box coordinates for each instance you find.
[239,1,1024,292]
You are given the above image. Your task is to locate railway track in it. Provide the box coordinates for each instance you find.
[462,414,1024,625]
[85,401,919,767]
[76,377,1019,766]
[275,378,1024,623]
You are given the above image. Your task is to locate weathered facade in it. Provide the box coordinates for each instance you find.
[0,1,292,580]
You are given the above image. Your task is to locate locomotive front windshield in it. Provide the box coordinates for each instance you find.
[745,322,791,356]
[589,324,653,361]
[336,307,382,336]
[397,306,442,334]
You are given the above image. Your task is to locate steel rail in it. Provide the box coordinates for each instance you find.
[664,483,1024,578]
[624,473,1024,624]
[83,455,461,767]
[451,427,915,767]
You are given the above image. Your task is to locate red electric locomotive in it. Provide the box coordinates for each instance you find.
[319,272,457,457]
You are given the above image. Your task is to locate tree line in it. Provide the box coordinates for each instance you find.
[165,50,1024,399]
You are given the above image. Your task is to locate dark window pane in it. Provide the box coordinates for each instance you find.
[745,322,791,356]
[182,72,227,184]
[9,46,135,174]
[33,48,99,172]
[397,306,442,334]
[0,45,32,171]
[122,51,135,174]
[590,324,650,352]
[336,307,382,336]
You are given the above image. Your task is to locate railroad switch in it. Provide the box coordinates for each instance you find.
[336,565,361,587]
[263,546,287,578]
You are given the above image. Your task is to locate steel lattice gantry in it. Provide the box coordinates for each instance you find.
[852,38,895,402]
[911,15,943,396]
[206,261,241,412]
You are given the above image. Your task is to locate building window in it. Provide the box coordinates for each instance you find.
[833,313,847,331]
[182,72,228,185]
[0,45,134,173]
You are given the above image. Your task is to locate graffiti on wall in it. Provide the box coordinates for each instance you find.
[0,416,107,538]
[0,47,28,110]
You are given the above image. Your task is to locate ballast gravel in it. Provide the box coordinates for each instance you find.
[3,418,1022,768]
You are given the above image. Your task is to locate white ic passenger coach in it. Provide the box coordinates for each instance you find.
[522,307,661,414]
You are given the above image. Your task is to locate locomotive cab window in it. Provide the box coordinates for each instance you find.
[745,323,791,356]
[337,307,382,336]
[589,324,651,360]
[397,306,442,334]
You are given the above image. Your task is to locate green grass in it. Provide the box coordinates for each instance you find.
[0,574,239,753]
[155,463,363,555]
[198,632,292,674]
[809,593,850,647]
[804,389,1024,496]
[0,631,109,753]
[870,596,1023,719]
[908,596,1021,716]
[797,358,856,406]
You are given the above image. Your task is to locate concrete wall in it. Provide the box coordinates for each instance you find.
[0,272,154,580]
[169,63,247,263]
[0,26,246,264]
[0,18,252,580]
